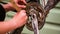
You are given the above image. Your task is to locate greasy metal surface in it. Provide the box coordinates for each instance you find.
[25,2,45,31]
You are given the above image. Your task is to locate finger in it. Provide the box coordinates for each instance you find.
[16,4,26,8]
[15,10,26,15]
[21,10,26,13]
[20,10,26,15]
[21,0,27,4]
[13,10,26,19]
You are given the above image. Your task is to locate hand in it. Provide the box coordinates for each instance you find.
[0,10,27,33]
[2,0,27,11]
[13,0,27,8]
[12,10,27,28]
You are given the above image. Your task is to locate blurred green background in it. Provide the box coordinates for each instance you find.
[0,0,60,34]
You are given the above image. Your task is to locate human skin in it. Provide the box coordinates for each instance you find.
[0,0,27,34]
[0,10,27,34]
[2,0,26,11]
